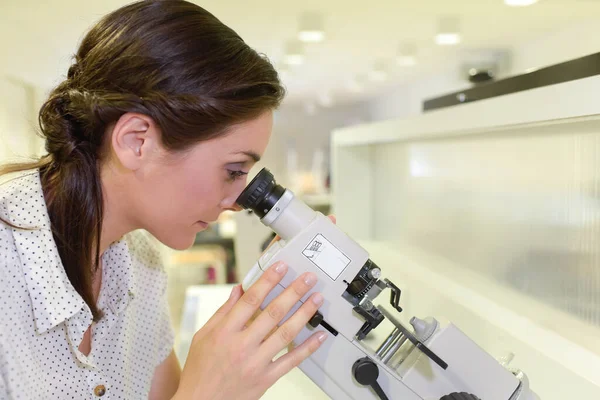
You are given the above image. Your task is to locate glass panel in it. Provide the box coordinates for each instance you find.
[373,118,600,345]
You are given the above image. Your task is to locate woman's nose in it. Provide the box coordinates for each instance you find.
[221,195,244,212]
[225,203,243,212]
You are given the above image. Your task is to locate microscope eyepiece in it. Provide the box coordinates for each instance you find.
[236,167,286,218]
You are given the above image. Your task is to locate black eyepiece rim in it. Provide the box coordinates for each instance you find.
[236,168,285,218]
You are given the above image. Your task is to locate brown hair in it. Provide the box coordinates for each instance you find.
[0,0,285,321]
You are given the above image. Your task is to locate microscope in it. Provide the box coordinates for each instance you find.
[237,168,539,400]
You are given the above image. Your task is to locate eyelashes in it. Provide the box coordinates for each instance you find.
[227,170,248,181]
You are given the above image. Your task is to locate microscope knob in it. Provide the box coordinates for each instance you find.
[352,357,389,400]
[440,393,481,400]
[308,311,323,328]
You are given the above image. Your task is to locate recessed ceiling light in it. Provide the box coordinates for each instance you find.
[397,43,417,66]
[284,54,304,65]
[397,56,417,66]
[347,77,364,93]
[368,62,388,82]
[368,70,387,82]
[436,17,461,46]
[505,0,538,6]
[299,31,325,43]
[435,33,461,46]
[298,12,325,43]
[284,40,305,65]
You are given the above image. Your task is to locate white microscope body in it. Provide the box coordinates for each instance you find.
[237,168,539,400]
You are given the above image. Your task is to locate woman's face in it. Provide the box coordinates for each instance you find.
[124,111,273,250]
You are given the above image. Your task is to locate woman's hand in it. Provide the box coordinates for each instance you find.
[174,264,327,400]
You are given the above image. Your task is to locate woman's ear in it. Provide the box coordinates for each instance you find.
[109,112,160,171]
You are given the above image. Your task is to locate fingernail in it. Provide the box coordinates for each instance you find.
[318,332,328,342]
[312,293,324,306]
[304,273,317,286]
[274,262,287,274]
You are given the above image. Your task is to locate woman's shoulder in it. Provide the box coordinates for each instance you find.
[0,169,44,225]
[0,169,39,193]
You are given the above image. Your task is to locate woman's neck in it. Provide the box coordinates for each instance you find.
[99,165,139,256]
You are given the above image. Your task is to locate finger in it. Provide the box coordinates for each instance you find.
[247,311,289,341]
[328,214,336,224]
[200,284,243,332]
[246,271,318,345]
[257,291,324,360]
[267,330,328,381]
[242,309,262,330]
[223,261,288,332]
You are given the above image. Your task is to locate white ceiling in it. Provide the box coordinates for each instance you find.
[1,0,600,106]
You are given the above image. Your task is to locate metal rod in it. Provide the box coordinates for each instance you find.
[375,328,400,357]
[383,335,408,365]
[380,332,405,360]
[381,334,407,364]
[391,343,416,370]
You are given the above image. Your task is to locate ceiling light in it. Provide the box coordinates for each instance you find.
[368,62,388,82]
[368,70,387,82]
[299,31,325,42]
[284,40,305,65]
[298,12,325,43]
[435,17,461,46]
[284,54,304,65]
[397,43,417,66]
[435,33,461,45]
[504,0,538,6]
[397,56,417,66]
[347,76,364,93]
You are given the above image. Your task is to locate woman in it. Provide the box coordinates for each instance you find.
[0,1,328,399]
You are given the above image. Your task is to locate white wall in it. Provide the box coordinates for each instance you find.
[0,78,44,164]
[509,20,600,76]
[271,101,372,187]
[365,66,465,122]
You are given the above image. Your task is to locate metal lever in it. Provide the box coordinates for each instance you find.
[352,357,389,400]
[384,279,403,312]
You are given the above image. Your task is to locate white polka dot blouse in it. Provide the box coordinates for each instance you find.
[0,170,175,399]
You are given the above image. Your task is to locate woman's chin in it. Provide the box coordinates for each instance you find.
[164,233,198,251]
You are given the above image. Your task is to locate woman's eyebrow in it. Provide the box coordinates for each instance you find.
[233,150,261,162]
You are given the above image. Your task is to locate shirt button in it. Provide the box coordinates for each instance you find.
[94,385,106,397]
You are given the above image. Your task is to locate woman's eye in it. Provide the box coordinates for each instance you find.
[227,170,248,181]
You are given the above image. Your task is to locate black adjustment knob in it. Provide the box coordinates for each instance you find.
[440,393,481,400]
[308,311,323,328]
[352,357,389,400]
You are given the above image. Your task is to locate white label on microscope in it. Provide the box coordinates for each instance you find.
[302,234,351,280]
